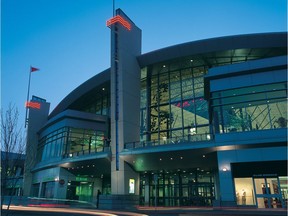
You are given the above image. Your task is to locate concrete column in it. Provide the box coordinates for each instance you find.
[110,9,141,196]
[23,97,50,196]
[216,150,237,207]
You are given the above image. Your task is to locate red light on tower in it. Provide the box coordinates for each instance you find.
[25,101,41,109]
[106,15,131,31]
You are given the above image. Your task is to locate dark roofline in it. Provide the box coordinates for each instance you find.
[49,68,110,119]
[137,32,288,67]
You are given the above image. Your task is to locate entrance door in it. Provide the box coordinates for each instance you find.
[253,177,284,208]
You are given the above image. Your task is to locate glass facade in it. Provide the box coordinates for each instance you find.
[41,181,55,198]
[37,127,107,162]
[69,82,110,116]
[234,176,287,208]
[139,169,214,206]
[140,60,210,143]
[211,82,287,133]
[139,48,287,144]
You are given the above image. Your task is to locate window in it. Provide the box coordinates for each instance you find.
[212,83,287,133]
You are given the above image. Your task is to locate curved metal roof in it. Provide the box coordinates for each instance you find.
[49,68,110,119]
[137,32,287,67]
[49,32,287,119]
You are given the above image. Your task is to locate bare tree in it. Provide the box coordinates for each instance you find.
[1,104,26,212]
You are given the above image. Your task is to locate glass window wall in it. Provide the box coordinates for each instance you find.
[140,63,209,143]
[37,127,107,163]
[139,169,214,207]
[211,83,287,133]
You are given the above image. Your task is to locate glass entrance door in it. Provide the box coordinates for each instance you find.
[253,177,284,208]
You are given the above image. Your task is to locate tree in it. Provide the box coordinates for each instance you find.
[1,104,26,212]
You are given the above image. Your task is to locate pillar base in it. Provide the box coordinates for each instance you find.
[99,194,139,210]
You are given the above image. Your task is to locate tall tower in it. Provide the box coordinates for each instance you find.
[23,96,50,196]
[107,9,141,208]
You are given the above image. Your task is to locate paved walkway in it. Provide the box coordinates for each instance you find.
[135,206,287,215]
[2,205,287,216]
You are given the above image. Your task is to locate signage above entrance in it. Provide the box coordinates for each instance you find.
[106,15,131,31]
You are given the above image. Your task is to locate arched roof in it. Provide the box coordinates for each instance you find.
[137,32,287,67]
[49,69,110,119]
[49,32,287,119]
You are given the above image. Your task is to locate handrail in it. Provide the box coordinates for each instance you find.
[124,133,213,149]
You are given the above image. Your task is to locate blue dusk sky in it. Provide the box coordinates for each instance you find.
[1,0,287,128]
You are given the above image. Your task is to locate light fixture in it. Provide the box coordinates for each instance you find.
[222,168,227,172]
[206,134,211,140]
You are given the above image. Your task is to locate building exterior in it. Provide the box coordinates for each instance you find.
[23,9,287,209]
[1,151,25,196]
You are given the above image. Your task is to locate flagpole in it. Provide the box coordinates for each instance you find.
[25,67,32,128]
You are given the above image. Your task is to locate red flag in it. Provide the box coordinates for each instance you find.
[30,66,39,72]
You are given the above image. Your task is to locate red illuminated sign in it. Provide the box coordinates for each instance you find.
[106,15,131,31]
[25,101,41,109]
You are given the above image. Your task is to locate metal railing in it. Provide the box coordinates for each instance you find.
[62,146,111,158]
[124,133,213,149]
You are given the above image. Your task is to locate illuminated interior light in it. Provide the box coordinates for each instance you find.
[25,101,41,109]
[206,134,211,140]
[222,168,227,172]
[106,15,131,31]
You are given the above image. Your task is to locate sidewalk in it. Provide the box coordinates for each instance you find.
[134,206,288,216]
